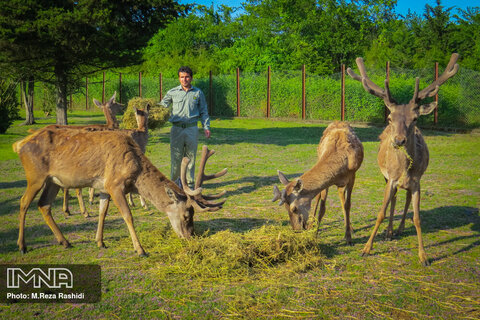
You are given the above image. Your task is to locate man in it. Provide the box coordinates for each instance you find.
[160,66,211,189]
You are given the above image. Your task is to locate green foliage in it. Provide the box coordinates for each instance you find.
[0,79,19,133]
[0,0,185,124]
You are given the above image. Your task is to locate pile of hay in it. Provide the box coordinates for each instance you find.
[121,97,170,130]
[144,225,325,279]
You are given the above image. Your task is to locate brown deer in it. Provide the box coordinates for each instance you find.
[64,105,151,214]
[272,121,364,244]
[13,126,227,256]
[347,53,459,266]
[60,92,123,217]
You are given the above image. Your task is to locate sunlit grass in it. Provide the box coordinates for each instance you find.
[1,115,479,319]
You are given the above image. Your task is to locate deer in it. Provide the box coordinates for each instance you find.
[13,126,227,256]
[272,121,364,244]
[63,105,151,215]
[347,53,459,266]
[60,92,123,218]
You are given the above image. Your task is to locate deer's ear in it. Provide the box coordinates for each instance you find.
[109,91,116,104]
[418,102,437,115]
[293,179,303,194]
[277,170,289,186]
[164,185,183,204]
[93,98,102,108]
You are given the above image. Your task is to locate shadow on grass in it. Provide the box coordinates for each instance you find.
[208,173,302,197]
[0,180,26,190]
[0,214,126,254]
[353,205,480,263]
[155,121,455,147]
[156,125,386,146]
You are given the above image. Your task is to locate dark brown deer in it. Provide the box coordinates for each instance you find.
[347,53,459,265]
[13,127,227,256]
[273,121,364,244]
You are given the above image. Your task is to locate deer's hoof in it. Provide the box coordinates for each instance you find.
[61,241,72,249]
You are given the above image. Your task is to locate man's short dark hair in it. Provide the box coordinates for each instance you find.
[178,66,193,77]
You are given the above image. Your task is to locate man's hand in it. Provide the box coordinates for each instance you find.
[205,129,211,139]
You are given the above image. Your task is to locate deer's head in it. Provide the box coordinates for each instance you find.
[93,91,124,129]
[273,171,311,230]
[347,54,459,148]
[164,146,227,238]
[133,104,150,131]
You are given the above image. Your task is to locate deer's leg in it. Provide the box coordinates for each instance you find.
[95,193,110,248]
[140,195,148,209]
[62,188,71,217]
[340,177,355,245]
[395,190,411,236]
[18,180,44,253]
[315,188,328,235]
[75,188,90,218]
[127,192,135,207]
[385,187,398,241]
[412,186,429,266]
[38,181,70,248]
[362,180,395,256]
[107,186,146,256]
[88,187,95,205]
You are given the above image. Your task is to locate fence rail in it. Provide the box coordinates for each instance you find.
[16,64,480,129]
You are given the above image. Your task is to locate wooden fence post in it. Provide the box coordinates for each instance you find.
[139,72,142,98]
[85,77,89,110]
[302,64,306,120]
[267,66,271,118]
[236,68,240,117]
[385,61,390,123]
[341,64,345,121]
[434,62,439,125]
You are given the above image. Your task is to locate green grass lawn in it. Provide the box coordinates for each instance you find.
[0,114,479,319]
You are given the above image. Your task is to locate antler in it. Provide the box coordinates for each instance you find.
[194,145,228,199]
[180,146,227,212]
[347,57,396,105]
[414,53,459,102]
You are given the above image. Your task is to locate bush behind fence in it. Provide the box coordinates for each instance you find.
[25,66,480,129]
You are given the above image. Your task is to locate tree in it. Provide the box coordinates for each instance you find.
[0,78,19,133]
[0,0,185,125]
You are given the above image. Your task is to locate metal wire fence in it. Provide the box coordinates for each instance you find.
[13,65,480,129]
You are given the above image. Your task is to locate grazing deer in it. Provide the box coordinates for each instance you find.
[272,121,364,244]
[347,53,459,266]
[60,92,123,217]
[13,126,227,256]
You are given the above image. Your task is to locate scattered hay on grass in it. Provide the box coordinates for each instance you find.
[144,225,325,279]
[121,97,170,130]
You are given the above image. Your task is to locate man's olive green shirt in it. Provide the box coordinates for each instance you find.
[160,85,210,130]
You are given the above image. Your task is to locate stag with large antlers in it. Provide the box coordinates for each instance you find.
[347,53,459,265]
[273,121,364,244]
[13,126,227,256]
